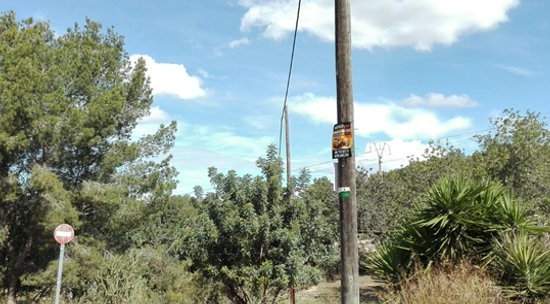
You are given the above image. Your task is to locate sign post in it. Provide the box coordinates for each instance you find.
[53,224,74,304]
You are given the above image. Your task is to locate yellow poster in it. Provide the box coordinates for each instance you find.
[332,123,353,159]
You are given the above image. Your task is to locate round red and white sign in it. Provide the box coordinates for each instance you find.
[54,224,75,245]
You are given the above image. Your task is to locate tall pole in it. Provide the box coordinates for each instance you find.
[335,0,359,303]
[284,106,292,196]
[284,105,295,304]
[374,143,385,175]
[283,1,301,302]
[372,142,390,179]
[54,244,65,304]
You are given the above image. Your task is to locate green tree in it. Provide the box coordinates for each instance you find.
[69,247,206,304]
[473,110,550,220]
[0,13,176,302]
[180,146,337,304]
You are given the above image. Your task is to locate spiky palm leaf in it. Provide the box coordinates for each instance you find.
[363,241,412,284]
[493,232,550,300]
[413,178,502,261]
[366,176,549,285]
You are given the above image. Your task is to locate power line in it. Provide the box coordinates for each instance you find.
[278,0,302,156]
[294,127,496,173]
[274,2,302,302]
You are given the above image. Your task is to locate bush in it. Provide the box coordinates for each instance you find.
[382,262,508,304]
[362,242,410,284]
[412,178,541,262]
[68,247,213,304]
[365,177,547,281]
[492,233,550,301]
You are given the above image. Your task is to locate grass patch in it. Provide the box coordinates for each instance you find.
[382,262,508,304]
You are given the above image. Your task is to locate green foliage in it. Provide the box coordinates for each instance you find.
[361,238,413,284]
[413,178,542,261]
[0,12,179,301]
[25,247,206,304]
[71,247,203,304]
[361,110,550,302]
[357,144,473,242]
[492,233,550,300]
[358,110,550,243]
[474,110,550,221]
[365,177,548,286]
[298,176,339,276]
[182,145,338,304]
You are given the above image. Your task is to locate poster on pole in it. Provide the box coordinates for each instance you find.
[332,123,353,159]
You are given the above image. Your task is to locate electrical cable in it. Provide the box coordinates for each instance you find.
[278,0,302,156]
[294,127,496,173]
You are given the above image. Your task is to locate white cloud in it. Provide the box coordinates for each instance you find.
[495,64,534,77]
[197,69,210,79]
[243,115,272,130]
[228,37,251,48]
[290,93,472,139]
[130,54,206,100]
[178,125,273,160]
[240,0,519,50]
[133,106,176,138]
[135,114,276,193]
[139,106,170,124]
[130,108,275,193]
[172,125,275,193]
[402,93,478,108]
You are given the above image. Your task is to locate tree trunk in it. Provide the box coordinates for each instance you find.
[5,236,32,304]
[6,282,17,304]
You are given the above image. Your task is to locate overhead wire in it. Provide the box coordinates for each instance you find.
[278,0,303,156]
[294,127,496,173]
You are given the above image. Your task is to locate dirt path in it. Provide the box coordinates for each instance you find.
[286,276,385,304]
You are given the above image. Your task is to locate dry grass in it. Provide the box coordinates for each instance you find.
[382,262,509,304]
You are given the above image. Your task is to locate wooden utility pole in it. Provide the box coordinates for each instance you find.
[285,107,296,304]
[284,106,292,196]
[283,0,301,302]
[285,106,296,304]
[335,0,359,303]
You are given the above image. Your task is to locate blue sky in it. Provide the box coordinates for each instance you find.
[2,0,549,193]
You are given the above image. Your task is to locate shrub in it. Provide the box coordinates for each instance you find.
[492,233,550,301]
[412,178,542,262]
[382,262,508,304]
[362,240,412,284]
[365,177,547,283]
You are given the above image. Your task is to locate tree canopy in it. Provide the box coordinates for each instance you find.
[0,12,178,303]
[177,145,338,304]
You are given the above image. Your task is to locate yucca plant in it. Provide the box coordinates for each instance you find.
[492,232,550,300]
[364,224,438,284]
[362,235,414,284]
[366,176,549,285]
[490,195,549,234]
[412,178,504,262]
